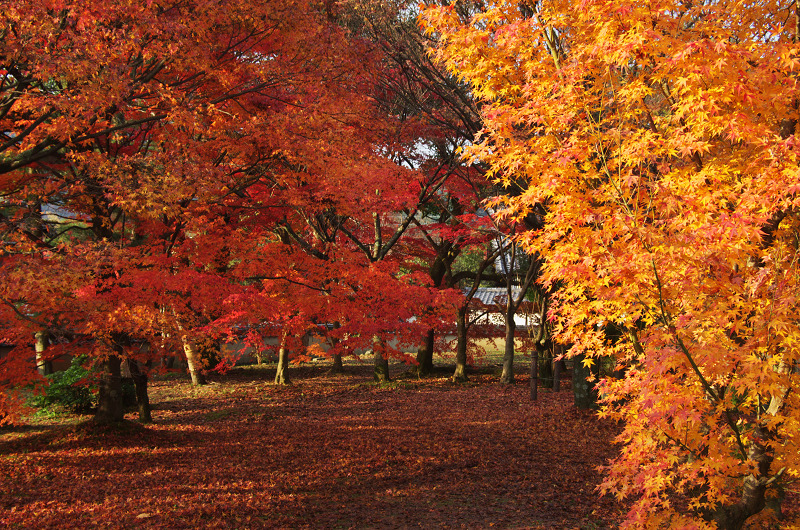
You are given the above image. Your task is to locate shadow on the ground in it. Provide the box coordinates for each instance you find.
[1,364,622,529]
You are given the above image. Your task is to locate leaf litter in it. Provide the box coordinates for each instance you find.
[1,365,628,528]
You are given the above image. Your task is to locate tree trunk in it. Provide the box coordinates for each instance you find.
[452,306,469,382]
[415,328,435,376]
[552,357,562,392]
[417,249,447,378]
[35,331,52,376]
[127,359,152,423]
[330,352,342,372]
[274,335,290,385]
[571,353,596,409]
[373,336,390,382]
[710,427,774,529]
[329,330,343,373]
[96,354,124,423]
[538,343,553,386]
[530,348,538,400]
[182,336,207,385]
[451,244,504,383]
[530,297,548,400]
[500,312,516,384]
[32,209,52,374]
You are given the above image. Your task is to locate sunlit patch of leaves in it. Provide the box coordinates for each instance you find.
[1,365,634,528]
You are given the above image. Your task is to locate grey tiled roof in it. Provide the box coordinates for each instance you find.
[468,287,524,306]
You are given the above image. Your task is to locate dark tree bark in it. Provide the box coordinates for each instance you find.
[415,328,435,376]
[414,245,451,378]
[538,344,553,386]
[373,336,390,382]
[571,353,596,410]
[329,323,344,374]
[95,354,124,423]
[331,352,343,373]
[529,348,538,400]
[127,359,152,423]
[552,357,563,392]
[529,297,548,401]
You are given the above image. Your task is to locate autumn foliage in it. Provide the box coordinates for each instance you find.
[5,0,800,527]
[0,0,458,421]
[424,0,800,527]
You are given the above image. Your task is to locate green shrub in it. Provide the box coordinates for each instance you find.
[31,355,96,413]
[30,356,140,415]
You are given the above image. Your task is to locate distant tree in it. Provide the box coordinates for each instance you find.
[343,0,520,378]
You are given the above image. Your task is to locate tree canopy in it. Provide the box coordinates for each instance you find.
[0,0,459,420]
[424,0,800,527]
[4,0,800,526]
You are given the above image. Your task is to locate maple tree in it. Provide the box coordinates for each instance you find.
[424,0,800,527]
[0,0,462,422]
[0,0,317,421]
[346,0,544,382]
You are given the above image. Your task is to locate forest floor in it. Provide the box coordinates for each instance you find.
[1,361,625,529]
[0,361,648,528]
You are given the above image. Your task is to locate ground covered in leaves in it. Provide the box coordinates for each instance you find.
[1,364,626,529]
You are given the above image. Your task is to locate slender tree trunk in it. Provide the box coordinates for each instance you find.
[530,298,548,400]
[451,244,504,382]
[127,359,152,423]
[530,348,538,400]
[500,310,516,384]
[417,250,447,378]
[35,331,52,376]
[572,353,596,409]
[452,306,469,382]
[274,334,290,385]
[182,336,207,385]
[32,208,53,375]
[415,328,435,376]
[498,238,538,385]
[96,354,124,423]
[538,343,553,385]
[552,357,562,392]
[373,336,390,382]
